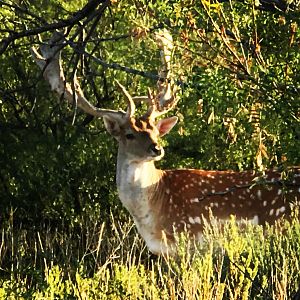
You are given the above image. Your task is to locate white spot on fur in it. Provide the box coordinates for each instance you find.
[188,216,195,224]
[279,206,286,213]
[190,198,199,203]
[194,216,201,224]
[269,208,274,216]
[257,190,262,200]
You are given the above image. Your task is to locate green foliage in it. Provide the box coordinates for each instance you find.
[0,0,299,222]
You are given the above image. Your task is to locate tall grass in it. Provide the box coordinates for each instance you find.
[1,210,300,299]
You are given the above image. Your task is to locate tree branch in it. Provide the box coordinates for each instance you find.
[0,0,109,56]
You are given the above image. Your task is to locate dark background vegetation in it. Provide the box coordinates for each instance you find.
[0,0,299,226]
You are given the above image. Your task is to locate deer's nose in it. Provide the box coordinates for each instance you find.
[149,144,162,156]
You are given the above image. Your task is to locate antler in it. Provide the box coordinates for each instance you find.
[31,30,177,123]
[142,28,178,121]
[31,31,135,122]
[115,80,136,119]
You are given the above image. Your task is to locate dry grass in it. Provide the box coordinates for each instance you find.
[1,210,300,299]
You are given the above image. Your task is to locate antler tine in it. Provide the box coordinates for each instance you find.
[115,80,136,119]
[141,28,178,121]
[31,31,126,121]
[142,81,178,121]
[146,88,157,119]
[138,88,156,120]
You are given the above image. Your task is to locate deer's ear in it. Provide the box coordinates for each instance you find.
[156,116,178,137]
[103,115,122,137]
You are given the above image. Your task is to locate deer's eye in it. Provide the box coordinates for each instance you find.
[125,133,135,140]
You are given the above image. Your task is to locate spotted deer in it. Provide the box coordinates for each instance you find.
[31,32,300,255]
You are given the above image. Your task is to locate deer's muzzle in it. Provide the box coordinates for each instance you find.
[149,144,163,157]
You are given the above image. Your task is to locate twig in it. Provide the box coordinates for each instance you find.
[0,0,109,56]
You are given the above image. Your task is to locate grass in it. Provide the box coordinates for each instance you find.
[1,210,300,299]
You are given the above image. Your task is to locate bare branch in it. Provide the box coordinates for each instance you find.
[0,0,48,25]
[0,0,109,56]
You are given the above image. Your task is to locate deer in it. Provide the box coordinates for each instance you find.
[31,31,300,255]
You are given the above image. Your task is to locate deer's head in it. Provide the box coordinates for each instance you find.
[102,81,178,162]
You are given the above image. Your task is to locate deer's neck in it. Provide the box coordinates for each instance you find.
[116,150,164,222]
[116,150,172,254]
